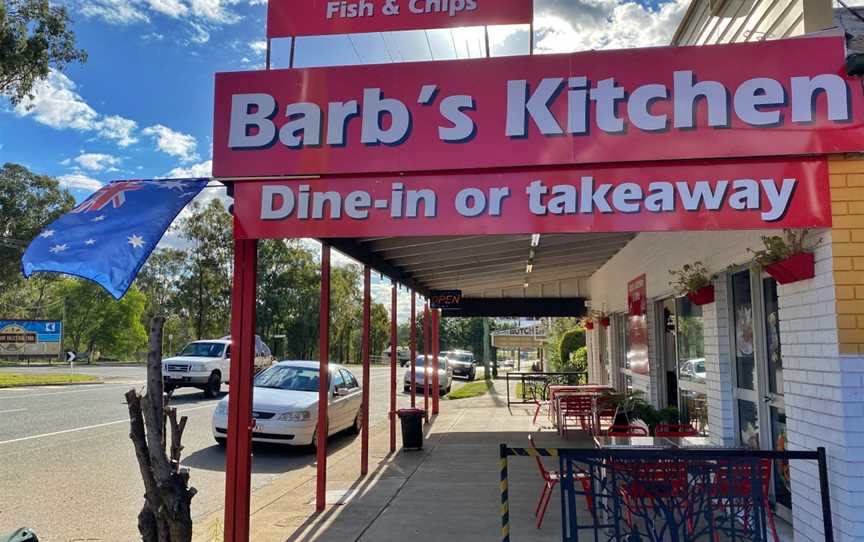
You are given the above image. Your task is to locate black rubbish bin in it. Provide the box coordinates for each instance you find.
[396,408,425,450]
[0,529,39,542]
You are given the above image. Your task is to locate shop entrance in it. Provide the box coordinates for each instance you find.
[730,268,791,518]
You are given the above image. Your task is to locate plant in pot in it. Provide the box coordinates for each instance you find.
[749,229,819,284]
[669,262,715,305]
[605,391,682,434]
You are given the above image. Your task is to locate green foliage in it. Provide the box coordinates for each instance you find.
[668,261,712,296]
[545,317,581,370]
[605,390,682,433]
[446,379,492,400]
[748,229,816,267]
[0,163,74,290]
[569,346,588,373]
[558,328,586,370]
[0,0,87,105]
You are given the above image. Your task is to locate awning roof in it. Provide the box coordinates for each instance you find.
[328,232,635,299]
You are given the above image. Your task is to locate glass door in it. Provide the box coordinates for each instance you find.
[729,269,791,519]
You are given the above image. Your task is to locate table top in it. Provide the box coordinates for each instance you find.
[594,435,715,449]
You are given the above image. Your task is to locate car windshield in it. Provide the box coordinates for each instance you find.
[179,342,225,358]
[254,366,320,392]
[447,352,473,363]
[414,356,446,369]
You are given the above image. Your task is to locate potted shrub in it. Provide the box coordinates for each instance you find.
[749,230,818,284]
[581,316,595,331]
[669,262,715,305]
[605,391,682,435]
[600,316,611,327]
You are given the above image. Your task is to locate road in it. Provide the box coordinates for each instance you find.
[0,364,467,541]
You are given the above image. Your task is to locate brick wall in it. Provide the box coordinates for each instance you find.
[828,155,864,355]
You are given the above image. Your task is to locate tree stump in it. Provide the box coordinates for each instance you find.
[126,316,197,542]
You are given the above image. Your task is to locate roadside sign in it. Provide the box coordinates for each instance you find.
[0,320,63,359]
[66,351,76,363]
[267,0,534,38]
[429,290,462,309]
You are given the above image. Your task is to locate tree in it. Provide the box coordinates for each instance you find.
[369,302,390,357]
[0,0,87,105]
[558,328,586,371]
[545,317,581,369]
[0,163,74,290]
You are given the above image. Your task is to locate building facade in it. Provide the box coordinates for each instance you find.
[583,1,864,540]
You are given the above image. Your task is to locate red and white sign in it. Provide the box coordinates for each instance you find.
[627,275,649,376]
[233,157,830,239]
[214,36,862,179]
[267,0,534,38]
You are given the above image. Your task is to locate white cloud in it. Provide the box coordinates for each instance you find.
[147,0,189,18]
[78,0,150,24]
[73,152,121,171]
[165,159,212,178]
[189,21,211,43]
[13,71,140,148]
[58,173,103,192]
[142,124,199,162]
[98,115,139,147]
[189,0,242,23]
[249,40,267,55]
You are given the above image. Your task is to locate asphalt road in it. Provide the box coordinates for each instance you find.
[0,363,466,541]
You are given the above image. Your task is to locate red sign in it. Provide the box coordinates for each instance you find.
[628,275,649,376]
[214,36,861,179]
[267,0,534,38]
[233,157,830,239]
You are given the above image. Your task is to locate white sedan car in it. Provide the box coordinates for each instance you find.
[212,361,362,448]
[403,355,452,395]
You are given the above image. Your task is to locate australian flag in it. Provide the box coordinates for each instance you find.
[22,178,209,299]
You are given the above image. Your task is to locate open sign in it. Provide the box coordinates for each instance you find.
[430,290,462,309]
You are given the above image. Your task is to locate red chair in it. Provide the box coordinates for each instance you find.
[654,423,699,437]
[528,434,594,529]
[595,395,618,432]
[707,459,780,542]
[607,425,649,437]
[529,383,550,425]
[612,459,690,529]
[560,395,595,435]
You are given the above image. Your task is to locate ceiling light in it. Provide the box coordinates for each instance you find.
[526,264,533,273]
[531,234,541,247]
[523,281,529,288]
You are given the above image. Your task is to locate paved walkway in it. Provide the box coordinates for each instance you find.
[192,381,585,542]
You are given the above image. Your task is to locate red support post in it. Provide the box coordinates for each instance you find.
[316,244,331,512]
[360,266,371,475]
[224,238,258,542]
[432,309,440,415]
[410,291,416,408]
[389,284,397,453]
[423,303,430,423]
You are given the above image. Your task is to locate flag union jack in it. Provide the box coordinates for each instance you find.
[22,178,210,299]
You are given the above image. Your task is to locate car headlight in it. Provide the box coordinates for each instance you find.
[277,410,311,422]
[190,363,205,372]
[215,402,228,415]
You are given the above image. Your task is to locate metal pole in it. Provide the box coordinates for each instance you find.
[390,283,397,453]
[818,447,835,542]
[484,317,493,379]
[410,291,417,407]
[289,36,296,69]
[423,303,430,423]
[361,266,371,475]
[265,38,271,70]
[315,244,331,511]
[224,238,258,542]
[432,309,440,414]
[529,22,534,55]
[484,25,490,58]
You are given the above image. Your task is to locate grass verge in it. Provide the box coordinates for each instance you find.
[446,378,493,400]
[0,373,99,388]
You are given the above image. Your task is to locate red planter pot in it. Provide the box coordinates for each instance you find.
[600,317,611,327]
[764,252,816,284]
[686,285,715,306]
[584,321,595,331]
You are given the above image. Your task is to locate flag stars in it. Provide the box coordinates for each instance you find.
[49,244,68,254]
[160,180,190,191]
[92,215,106,222]
[128,234,145,249]
[85,239,96,246]
[39,230,55,239]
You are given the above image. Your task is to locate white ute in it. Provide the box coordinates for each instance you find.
[161,335,273,397]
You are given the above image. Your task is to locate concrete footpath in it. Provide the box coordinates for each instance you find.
[193,382,583,542]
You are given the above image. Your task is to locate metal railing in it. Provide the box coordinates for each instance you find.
[499,445,833,542]
[504,372,589,405]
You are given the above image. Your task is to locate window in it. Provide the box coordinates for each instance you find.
[340,369,359,389]
[332,369,345,389]
[676,296,708,434]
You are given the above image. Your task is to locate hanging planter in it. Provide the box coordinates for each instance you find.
[600,316,611,327]
[764,252,816,284]
[686,284,716,306]
[584,320,595,331]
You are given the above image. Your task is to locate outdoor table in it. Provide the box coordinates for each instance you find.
[554,390,606,435]
[594,435,715,449]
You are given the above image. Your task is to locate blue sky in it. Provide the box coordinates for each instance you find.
[0,0,688,316]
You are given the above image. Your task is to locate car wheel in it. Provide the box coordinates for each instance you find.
[467,369,476,381]
[310,419,330,451]
[204,372,221,398]
[214,437,226,447]
[164,384,177,394]
[348,409,362,435]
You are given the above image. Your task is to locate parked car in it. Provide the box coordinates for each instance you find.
[679,357,707,382]
[441,350,476,380]
[211,360,362,448]
[403,355,452,395]
[161,335,274,397]
[383,347,411,367]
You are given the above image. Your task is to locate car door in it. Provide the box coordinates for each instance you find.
[340,369,362,423]
[221,345,231,383]
[329,369,349,433]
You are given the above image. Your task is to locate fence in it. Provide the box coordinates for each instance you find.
[504,372,589,405]
[499,444,833,542]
